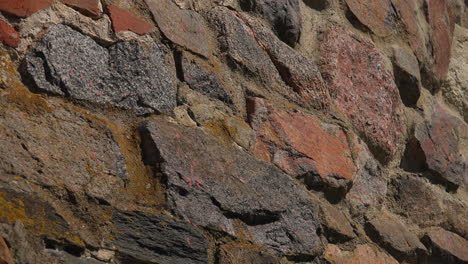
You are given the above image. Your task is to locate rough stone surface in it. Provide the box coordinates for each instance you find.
[320,27,405,163]
[390,174,468,239]
[392,46,421,106]
[344,0,397,36]
[320,203,356,242]
[0,0,53,17]
[323,244,399,264]
[112,210,208,264]
[218,243,283,264]
[243,15,331,110]
[410,103,468,187]
[443,25,468,122]
[108,5,153,35]
[139,118,323,256]
[60,0,102,18]
[0,88,128,202]
[145,0,210,57]
[238,0,302,46]
[366,212,427,261]
[428,0,455,82]
[392,0,428,62]
[25,24,177,115]
[0,20,20,48]
[0,237,13,264]
[209,8,287,98]
[248,98,356,191]
[180,52,233,104]
[422,229,468,264]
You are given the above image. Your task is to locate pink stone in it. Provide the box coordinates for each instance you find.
[320,27,405,163]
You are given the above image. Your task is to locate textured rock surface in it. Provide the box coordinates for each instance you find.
[392,46,421,106]
[0,20,20,48]
[366,212,427,261]
[323,244,399,264]
[428,0,455,82]
[145,0,209,57]
[443,25,468,122]
[0,0,53,17]
[60,0,102,18]
[344,0,396,36]
[25,24,177,115]
[320,27,405,163]
[112,210,208,264]
[238,0,302,46]
[410,103,467,187]
[108,5,153,35]
[422,229,468,264]
[0,237,14,264]
[248,98,355,190]
[180,53,232,104]
[0,0,466,263]
[139,118,323,256]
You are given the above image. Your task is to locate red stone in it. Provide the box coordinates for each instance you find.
[248,98,356,188]
[428,0,455,81]
[320,27,405,163]
[0,0,53,17]
[344,0,396,36]
[324,244,399,264]
[0,20,19,48]
[108,5,153,35]
[60,0,102,18]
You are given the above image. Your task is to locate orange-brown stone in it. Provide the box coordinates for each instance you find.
[108,5,153,35]
[0,238,14,264]
[60,0,102,18]
[0,20,20,48]
[248,98,355,189]
[0,0,53,17]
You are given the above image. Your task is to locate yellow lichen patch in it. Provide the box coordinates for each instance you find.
[200,120,232,144]
[0,50,23,91]
[0,192,35,227]
[0,190,85,247]
[65,106,166,212]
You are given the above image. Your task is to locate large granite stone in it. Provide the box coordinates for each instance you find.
[25,24,177,115]
[139,118,323,257]
[320,27,405,163]
[112,210,208,264]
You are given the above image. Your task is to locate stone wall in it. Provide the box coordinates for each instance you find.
[0,0,466,263]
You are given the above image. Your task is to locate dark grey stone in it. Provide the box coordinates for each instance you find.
[112,210,208,264]
[139,118,323,257]
[25,24,177,115]
[180,53,232,105]
[239,0,302,47]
